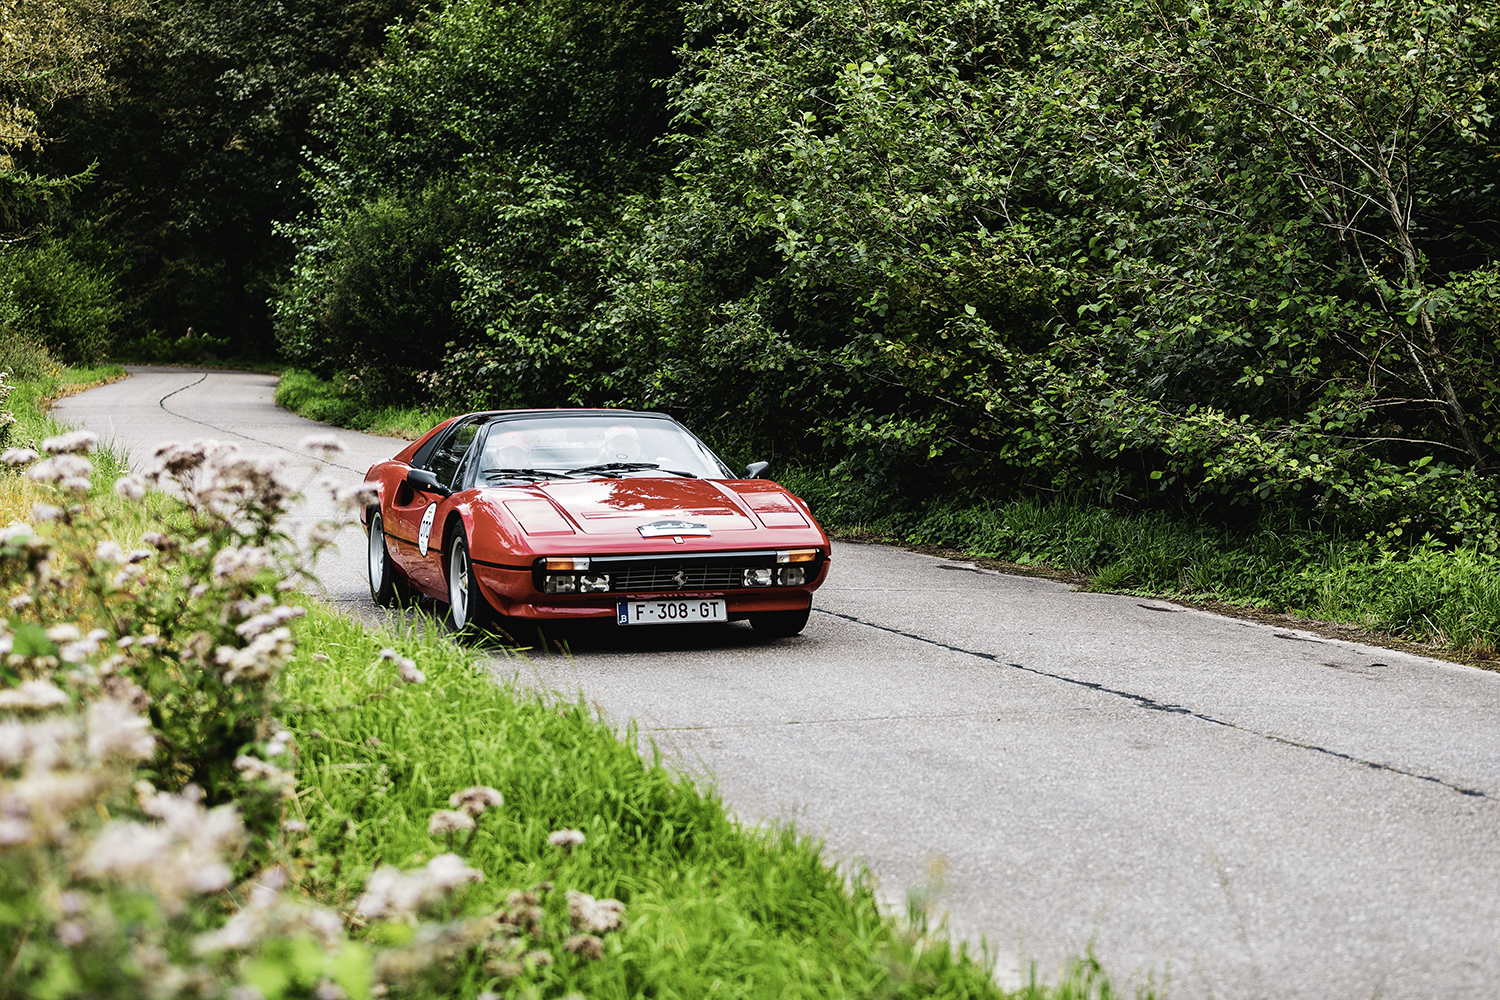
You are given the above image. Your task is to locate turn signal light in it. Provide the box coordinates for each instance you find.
[543,557,590,571]
[776,549,818,563]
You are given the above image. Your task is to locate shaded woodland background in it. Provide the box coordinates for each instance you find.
[6,0,1500,544]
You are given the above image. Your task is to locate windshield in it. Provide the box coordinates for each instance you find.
[470,413,733,482]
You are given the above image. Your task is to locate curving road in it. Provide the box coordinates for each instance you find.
[56,367,1500,999]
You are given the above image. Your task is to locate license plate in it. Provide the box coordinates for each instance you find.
[616,598,728,625]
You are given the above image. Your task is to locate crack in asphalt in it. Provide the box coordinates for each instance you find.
[648,710,993,732]
[157,372,368,474]
[816,608,1493,801]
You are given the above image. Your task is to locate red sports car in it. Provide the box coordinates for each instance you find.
[361,409,830,637]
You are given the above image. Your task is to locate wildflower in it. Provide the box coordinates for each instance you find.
[0,818,32,846]
[95,540,127,563]
[333,481,380,512]
[427,810,474,836]
[563,934,605,960]
[397,657,425,684]
[46,624,81,642]
[87,698,156,761]
[314,980,348,1000]
[55,920,88,947]
[212,545,273,582]
[567,891,624,933]
[449,786,503,817]
[1,447,39,466]
[31,503,61,523]
[142,531,175,551]
[101,675,151,712]
[0,679,69,711]
[42,430,97,454]
[298,433,346,458]
[7,594,30,610]
[425,853,483,892]
[378,648,398,661]
[547,828,585,851]
[283,819,308,833]
[525,950,553,967]
[151,441,208,477]
[234,755,296,793]
[113,474,147,500]
[0,717,78,769]
[28,453,93,484]
[214,627,294,683]
[353,853,483,921]
[235,605,306,639]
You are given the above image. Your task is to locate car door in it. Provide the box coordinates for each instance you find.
[387,416,484,593]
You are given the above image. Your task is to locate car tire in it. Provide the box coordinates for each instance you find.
[445,532,495,634]
[748,606,811,638]
[367,511,411,607]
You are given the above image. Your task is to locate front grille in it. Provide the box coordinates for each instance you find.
[610,563,752,591]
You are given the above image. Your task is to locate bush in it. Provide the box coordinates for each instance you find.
[0,238,119,362]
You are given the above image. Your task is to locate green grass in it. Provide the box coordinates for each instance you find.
[274,368,455,439]
[279,607,1027,999]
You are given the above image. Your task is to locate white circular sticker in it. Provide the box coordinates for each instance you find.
[418,503,437,557]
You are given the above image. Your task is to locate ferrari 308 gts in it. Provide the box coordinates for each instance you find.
[360,409,830,637]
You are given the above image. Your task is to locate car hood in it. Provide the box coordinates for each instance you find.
[533,478,759,535]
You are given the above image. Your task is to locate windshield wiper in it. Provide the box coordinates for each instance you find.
[565,462,698,478]
[480,467,568,482]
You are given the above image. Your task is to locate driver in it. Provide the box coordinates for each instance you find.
[484,430,532,469]
[600,424,643,462]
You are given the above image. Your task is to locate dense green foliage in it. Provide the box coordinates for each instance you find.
[18,0,420,356]
[270,0,1500,547]
[11,0,1500,558]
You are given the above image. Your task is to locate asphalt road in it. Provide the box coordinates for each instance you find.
[55,367,1500,999]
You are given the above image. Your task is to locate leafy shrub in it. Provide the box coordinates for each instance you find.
[0,238,118,362]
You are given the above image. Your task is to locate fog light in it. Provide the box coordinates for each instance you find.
[579,574,611,593]
[542,574,577,594]
[777,565,806,586]
[742,567,773,587]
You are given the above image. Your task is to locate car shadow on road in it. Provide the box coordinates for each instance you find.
[493,618,798,658]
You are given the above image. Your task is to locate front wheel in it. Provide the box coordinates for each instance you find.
[367,511,409,607]
[747,606,811,638]
[445,532,495,634]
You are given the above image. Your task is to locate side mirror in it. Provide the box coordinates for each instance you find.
[744,461,769,479]
[406,467,451,496]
